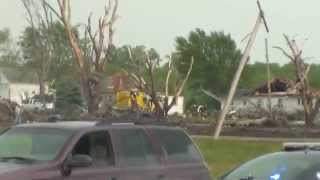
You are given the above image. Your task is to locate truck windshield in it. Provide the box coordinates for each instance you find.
[222,152,320,180]
[0,127,73,162]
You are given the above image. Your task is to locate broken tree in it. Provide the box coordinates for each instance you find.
[274,35,320,127]
[48,0,118,114]
[126,48,194,118]
[22,0,54,107]
[214,1,269,139]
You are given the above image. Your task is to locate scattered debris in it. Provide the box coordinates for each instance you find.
[0,98,18,127]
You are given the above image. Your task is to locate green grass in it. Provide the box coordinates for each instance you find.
[194,137,282,178]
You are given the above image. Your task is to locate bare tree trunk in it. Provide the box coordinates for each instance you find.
[49,0,118,115]
[79,74,89,110]
[38,73,46,108]
[265,38,273,120]
[22,0,53,109]
[163,96,175,118]
[275,35,317,127]
[303,94,315,127]
[79,73,100,114]
[302,97,311,127]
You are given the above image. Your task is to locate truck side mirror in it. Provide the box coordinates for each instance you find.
[68,154,93,168]
[61,154,93,177]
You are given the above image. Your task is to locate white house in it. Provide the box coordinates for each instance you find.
[232,95,305,114]
[232,78,320,114]
[0,68,46,105]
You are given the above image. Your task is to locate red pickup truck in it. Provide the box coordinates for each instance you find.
[0,121,211,180]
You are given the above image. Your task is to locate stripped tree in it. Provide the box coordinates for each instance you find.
[21,0,54,106]
[47,0,118,114]
[274,34,320,127]
[127,48,194,118]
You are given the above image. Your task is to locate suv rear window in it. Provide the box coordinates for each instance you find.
[154,128,202,164]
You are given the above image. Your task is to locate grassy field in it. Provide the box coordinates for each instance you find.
[194,137,282,178]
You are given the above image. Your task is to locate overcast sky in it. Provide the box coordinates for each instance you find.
[1,0,320,64]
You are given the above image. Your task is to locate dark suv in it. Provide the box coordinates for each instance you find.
[0,121,210,180]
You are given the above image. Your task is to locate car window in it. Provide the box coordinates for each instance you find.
[154,128,202,164]
[117,129,159,166]
[72,131,114,167]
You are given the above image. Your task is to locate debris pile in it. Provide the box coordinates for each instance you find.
[0,98,18,127]
[254,78,296,95]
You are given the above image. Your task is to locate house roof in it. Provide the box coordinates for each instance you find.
[0,67,38,84]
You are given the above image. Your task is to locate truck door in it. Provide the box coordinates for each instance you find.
[64,130,122,180]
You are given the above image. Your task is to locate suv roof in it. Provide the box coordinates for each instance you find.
[16,121,97,130]
[15,121,181,131]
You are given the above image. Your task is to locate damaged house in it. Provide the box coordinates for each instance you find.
[232,78,320,115]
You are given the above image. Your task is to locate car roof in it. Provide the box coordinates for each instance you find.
[254,151,320,161]
[231,151,320,171]
[15,121,182,132]
[16,121,98,130]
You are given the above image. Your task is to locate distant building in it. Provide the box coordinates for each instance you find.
[0,68,47,105]
[232,78,320,114]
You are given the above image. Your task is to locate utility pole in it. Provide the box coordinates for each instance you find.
[265,38,273,120]
[214,0,269,139]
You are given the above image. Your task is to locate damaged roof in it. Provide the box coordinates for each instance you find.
[254,78,296,94]
[253,78,320,97]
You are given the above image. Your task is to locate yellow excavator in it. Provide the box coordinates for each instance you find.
[115,90,152,111]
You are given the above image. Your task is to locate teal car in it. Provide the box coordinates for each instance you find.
[220,143,320,180]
